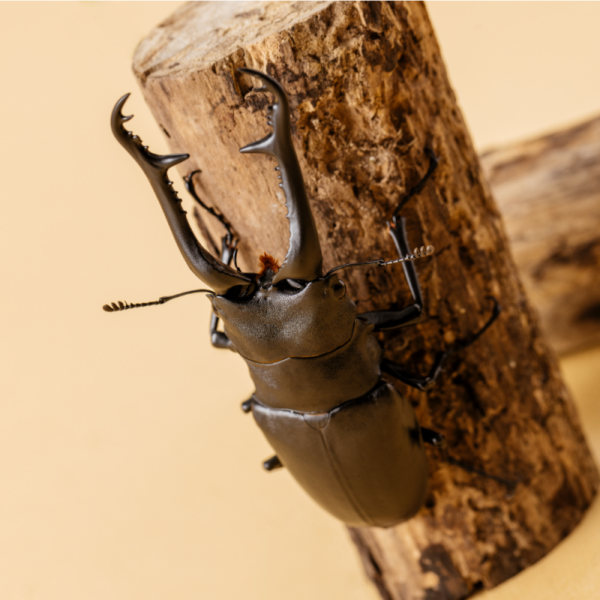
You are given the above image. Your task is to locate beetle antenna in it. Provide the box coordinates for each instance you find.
[102,288,214,313]
[324,246,434,277]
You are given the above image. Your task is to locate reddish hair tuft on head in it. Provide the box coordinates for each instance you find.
[258,252,280,276]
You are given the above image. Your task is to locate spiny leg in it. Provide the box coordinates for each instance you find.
[359,150,438,331]
[184,170,238,262]
[184,170,240,351]
[381,297,501,391]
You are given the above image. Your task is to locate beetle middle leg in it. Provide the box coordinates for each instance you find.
[381,298,500,392]
[358,150,438,331]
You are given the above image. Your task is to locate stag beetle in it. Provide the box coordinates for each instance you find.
[105,69,503,528]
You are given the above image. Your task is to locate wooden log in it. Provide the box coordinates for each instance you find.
[481,115,600,355]
[132,2,598,599]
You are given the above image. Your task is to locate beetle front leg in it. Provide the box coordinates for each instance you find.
[359,217,425,330]
[209,234,238,350]
[184,171,241,351]
[358,151,438,331]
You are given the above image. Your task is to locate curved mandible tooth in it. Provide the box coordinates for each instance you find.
[110,95,252,295]
[111,94,189,173]
[238,68,323,283]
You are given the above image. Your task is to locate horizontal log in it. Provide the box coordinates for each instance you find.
[481,114,600,355]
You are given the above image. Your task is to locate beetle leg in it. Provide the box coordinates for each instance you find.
[421,427,519,494]
[241,398,253,413]
[358,217,425,330]
[208,230,239,350]
[358,151,438,331]
[420,428,447,447]
[263,455,284,471]
[184,171,242,351]
[184,170,238,256]
[381,298,501,391]
[381,352,448,392]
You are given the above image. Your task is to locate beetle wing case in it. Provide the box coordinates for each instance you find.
[252,381,428,528]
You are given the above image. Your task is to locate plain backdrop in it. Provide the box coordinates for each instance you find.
[1,3,599,600]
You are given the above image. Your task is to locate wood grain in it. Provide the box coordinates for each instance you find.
[132,2,599,598]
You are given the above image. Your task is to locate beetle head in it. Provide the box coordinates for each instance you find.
[211,272,356,363]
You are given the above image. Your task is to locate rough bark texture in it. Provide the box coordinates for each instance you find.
[132,2,599,599]
[481,115,600,356]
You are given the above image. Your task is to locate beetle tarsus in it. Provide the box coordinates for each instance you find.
[422,428,519,495]
[263,455,283,471]
[421,428,447,448]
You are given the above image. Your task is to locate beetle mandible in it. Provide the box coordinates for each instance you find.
[104,69,502,528]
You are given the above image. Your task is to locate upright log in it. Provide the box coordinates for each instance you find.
[132,2,598,598]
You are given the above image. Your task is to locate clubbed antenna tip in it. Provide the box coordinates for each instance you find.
[102,288,215,314]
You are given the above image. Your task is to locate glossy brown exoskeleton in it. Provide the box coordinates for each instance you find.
[105,69,500,527]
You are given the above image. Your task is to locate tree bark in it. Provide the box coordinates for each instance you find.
[481,115,600,356]
[132,2,598,599]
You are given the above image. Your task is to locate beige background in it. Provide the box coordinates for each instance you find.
[1,2,599,600]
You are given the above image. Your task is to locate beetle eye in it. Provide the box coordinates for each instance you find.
[277,279,307,292]
[332,280,346,299]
